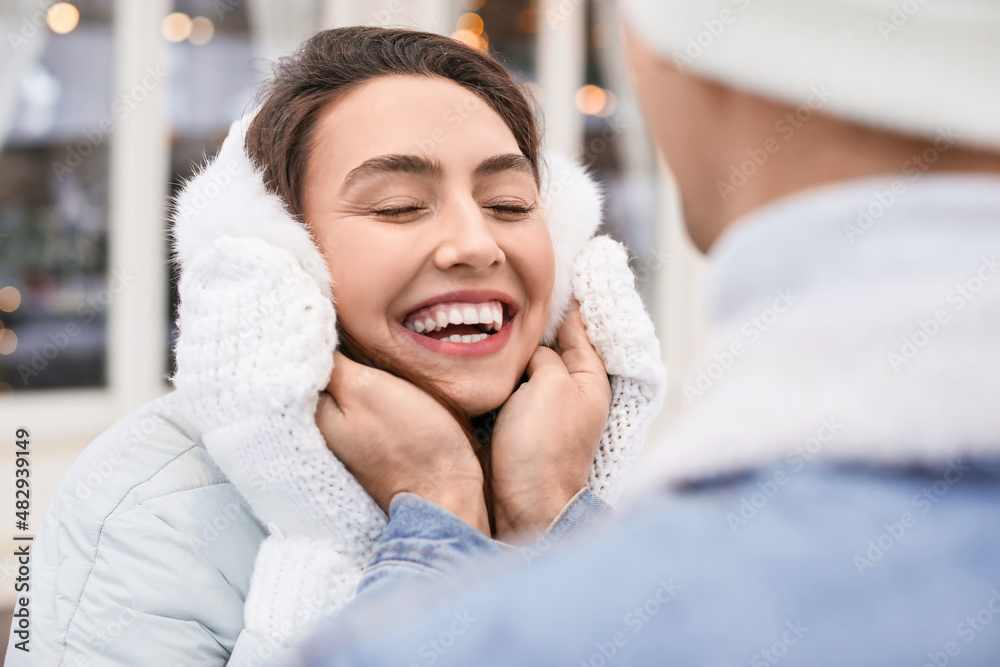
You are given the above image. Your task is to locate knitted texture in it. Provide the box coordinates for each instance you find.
[173,236,384,645]
[243,536,364,645]
[572,236,667,504]
[170,116,666,647]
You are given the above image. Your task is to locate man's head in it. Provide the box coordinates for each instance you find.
[621,0,1000,252]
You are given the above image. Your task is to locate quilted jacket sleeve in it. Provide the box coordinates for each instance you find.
[3,394,269,667]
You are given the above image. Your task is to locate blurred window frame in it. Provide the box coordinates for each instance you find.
[2,0,172,450]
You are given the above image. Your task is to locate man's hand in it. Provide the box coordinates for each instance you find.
[490,301,612,538]
[316,351,490,535]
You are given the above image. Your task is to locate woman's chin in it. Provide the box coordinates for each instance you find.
[458,393,505,419]
[454,359,539,417]
[444,382,511,418]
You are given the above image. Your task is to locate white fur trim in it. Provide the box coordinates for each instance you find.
[169,117,333,302]
[540,151,605,343]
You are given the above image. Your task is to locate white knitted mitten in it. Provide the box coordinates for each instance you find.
[573,236,667,504]
[172,235,385,647]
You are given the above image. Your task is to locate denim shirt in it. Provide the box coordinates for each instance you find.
[355,488,611,601]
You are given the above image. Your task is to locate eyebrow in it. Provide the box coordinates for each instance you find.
[338,152,535,194]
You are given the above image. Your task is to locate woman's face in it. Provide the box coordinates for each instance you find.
[302,75,555,416]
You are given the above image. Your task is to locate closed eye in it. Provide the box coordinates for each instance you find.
[372,205,427,218]
[485,204,536,220]
[371,203,535,220]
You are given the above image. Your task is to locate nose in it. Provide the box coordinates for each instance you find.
[432,198,505,272]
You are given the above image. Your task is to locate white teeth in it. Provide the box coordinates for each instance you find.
[435,310,450,329]
[444,332,488,344]
[404,299,507,335]
[478,304,492,325]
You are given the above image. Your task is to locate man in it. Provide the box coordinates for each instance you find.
[283,0,1000,664]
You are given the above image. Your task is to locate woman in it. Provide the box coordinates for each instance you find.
[14,27,665,666]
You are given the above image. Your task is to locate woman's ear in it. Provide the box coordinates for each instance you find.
[538,150,605,345]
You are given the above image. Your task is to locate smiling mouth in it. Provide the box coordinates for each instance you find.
[402,300,511,344]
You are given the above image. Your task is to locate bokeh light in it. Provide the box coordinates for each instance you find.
[162,12,193,42]
[0,286,21,312]
[0,330,18,356]
[47,3,79,34]
[595,91,617,117]
[517,9,539,34]
[457,12,484,36]
[575,85,608,116]
[189,16,215,45]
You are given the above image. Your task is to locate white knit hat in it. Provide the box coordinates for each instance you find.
[620,0,1000,150]
[169,114,666,646]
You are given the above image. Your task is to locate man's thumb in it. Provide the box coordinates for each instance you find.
[557,300,607,380]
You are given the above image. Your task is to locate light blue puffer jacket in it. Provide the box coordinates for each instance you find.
[4,391,293,666]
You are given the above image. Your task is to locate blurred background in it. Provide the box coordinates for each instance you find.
[0,0,711,649]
